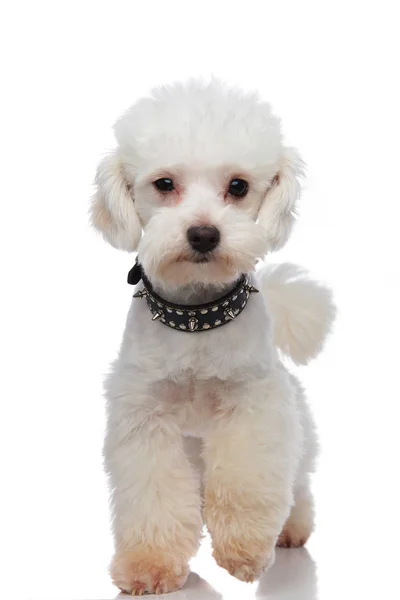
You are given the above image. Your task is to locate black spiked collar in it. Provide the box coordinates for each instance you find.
[127,261,259,333]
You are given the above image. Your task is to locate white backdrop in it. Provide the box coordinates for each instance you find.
[1,2,399,599]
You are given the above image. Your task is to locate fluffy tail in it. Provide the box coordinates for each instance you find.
[259,263,336,365]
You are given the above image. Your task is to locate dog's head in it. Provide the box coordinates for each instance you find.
[91,80,304,288]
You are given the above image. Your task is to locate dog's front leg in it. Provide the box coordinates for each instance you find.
[203,371,302,582]
[104,397,203,595]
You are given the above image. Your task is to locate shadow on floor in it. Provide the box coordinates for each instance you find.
[257,547,317,599]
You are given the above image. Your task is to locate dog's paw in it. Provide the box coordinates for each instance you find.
[111,548,189,595]
[213,544,275,583]
[276,523,310,548]
[276,497,313,548]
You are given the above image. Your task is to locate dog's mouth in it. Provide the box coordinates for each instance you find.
[177,251,215,265]
[192,255,212,264]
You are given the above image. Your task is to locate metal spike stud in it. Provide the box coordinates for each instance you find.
[133,289,147,299]
[247,285,259,294]
[188,317,198,331]
[225,308,236,319]
[152,311,162,321]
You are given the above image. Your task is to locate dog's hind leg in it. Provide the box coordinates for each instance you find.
[277,375,317,548]
[277,479,314,547]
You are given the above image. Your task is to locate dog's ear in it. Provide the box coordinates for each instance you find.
[90,152,142,251]
[258,147,304,251]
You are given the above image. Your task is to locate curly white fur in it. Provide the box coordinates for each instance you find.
[91,79,335,595]
[259,263,336,365]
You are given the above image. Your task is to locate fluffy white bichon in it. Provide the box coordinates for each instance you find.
[91,79,335,595]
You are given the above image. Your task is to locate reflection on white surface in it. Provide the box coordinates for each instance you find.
[115,547,316,600]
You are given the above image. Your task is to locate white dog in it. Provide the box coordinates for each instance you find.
[91,79,335,595]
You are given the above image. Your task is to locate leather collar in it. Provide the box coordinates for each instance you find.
[127,261,259,333]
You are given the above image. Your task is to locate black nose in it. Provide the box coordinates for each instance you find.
[187,225,220,253]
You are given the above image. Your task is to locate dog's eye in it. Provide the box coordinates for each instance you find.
[227,179,248,198]
[153,178,175,192]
